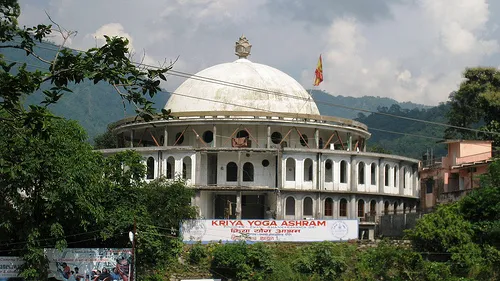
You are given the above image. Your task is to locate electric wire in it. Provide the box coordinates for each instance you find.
[5,40,499,137]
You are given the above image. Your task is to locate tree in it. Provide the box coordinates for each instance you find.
[0,0,171,137]
[446,67,500,145]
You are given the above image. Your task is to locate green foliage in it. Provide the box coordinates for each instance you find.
[211,242,273,281]
[355,102,449,158]
[93,124,118,149]
[406,204,474,253]
[189,243,208,264]
[294,242,356,280]
[0,0,171,137]
[446,67,500,145]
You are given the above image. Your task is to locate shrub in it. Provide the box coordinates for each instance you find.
[189,243,208,264]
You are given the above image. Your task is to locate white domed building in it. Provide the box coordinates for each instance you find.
[104,37,420,238]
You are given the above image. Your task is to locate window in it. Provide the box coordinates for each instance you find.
[324,198,333,216]
[226,162,238,182]
[384,164,390,186]
[384,201,389,215]
[299,134,308,146]
[243,162,254,182]
[286,158,295,181]
[403,167,407,188]
[166,157,175,179]
[426,179,433,194]
[262,159,270,167]
[340,160,347,183]
[174,132,184,145]
[236,130,249,138]
[370,200,376,215]
[304,158,313,182]
[286,197,295,216]
[371,163,376,185]
[271,132,282,144]
[403,203,407,214]
[146,157,154,179]
[202,130,214,143]
[394,165,398,187]
[339,199,348,217]
[358,162,365,184]
[358,199,365,217]
[303,197,313,216]
[325,160,333,182]
[182,156,192,180]
[393,202,398,214]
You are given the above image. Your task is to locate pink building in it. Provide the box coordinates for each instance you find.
[419,140,493,210]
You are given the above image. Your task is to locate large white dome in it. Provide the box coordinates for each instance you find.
[165,58,320,115]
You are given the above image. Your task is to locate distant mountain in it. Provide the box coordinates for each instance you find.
[309,90,430,120]
[2,42,449,158]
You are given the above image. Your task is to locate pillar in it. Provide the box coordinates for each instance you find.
[349,195,356,219]
[347,133,352,151]
[130,130,134,148]
[237,151,242,187]
[163,126,168,147]
[267,125,271,148]
[316,193,321,219]
[350,156,358,192]
[195,152,202,186]
[236,191,242,219]
[379,159,385,193]
[213,124,217,147]
[314,128,319,149]
[275,191,283,219]
[399,164,405,195]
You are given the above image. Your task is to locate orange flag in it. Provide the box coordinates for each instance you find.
[314,55,323,86]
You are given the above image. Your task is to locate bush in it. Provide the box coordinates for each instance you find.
[189,243,208,264]
[210,242,273,281]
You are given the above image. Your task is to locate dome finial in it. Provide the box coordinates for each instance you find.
[235,35,252,59]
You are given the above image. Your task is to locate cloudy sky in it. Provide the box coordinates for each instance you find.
[18,0,500,105]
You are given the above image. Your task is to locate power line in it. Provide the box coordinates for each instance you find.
[1,50,497,140]
[18,40,496,137]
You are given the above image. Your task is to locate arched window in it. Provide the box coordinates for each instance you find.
[384,201,389,215]
[394,165,398,187]
[339,198,348,217]
[226,162,238,182]
[324,198,333,216]
[243,162,254,182]
[370,200,377,215]
[286,158,295,181]
[384,164,390,186]
[358,199,365,217]
[146,157,154,179]
[393,202,398,214]
[371,163,376,185]
[304,158,313,182]
[303,197,313,216]
[325,160,333,182]
[182,156,192,180]
[403,167,407,188]
[340,160,347,183]
[166,156,175,179]
[403,203,407,214]
[358,162,365,184]
[286,197,295,216]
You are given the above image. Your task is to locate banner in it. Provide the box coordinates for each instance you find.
[0,256,23,281]
[45,248,132,281]
[181,219,358,243]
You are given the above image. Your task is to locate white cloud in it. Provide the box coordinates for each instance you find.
[313,0,499,105]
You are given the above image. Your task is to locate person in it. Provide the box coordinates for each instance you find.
[60,262,71,279]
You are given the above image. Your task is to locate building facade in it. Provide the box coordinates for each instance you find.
[100,37,420,232]
[420,140,493,209]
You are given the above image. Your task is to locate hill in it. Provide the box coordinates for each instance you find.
[2,41,448,157]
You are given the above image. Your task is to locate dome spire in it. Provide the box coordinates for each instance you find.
[235,35,252,59]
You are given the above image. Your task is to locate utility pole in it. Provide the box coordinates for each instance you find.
[129,218,137,281]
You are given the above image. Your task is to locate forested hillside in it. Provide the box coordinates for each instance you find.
[355,103,450,159]
[2,41,443,155]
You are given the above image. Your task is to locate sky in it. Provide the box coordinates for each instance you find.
[18,0,500,105]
